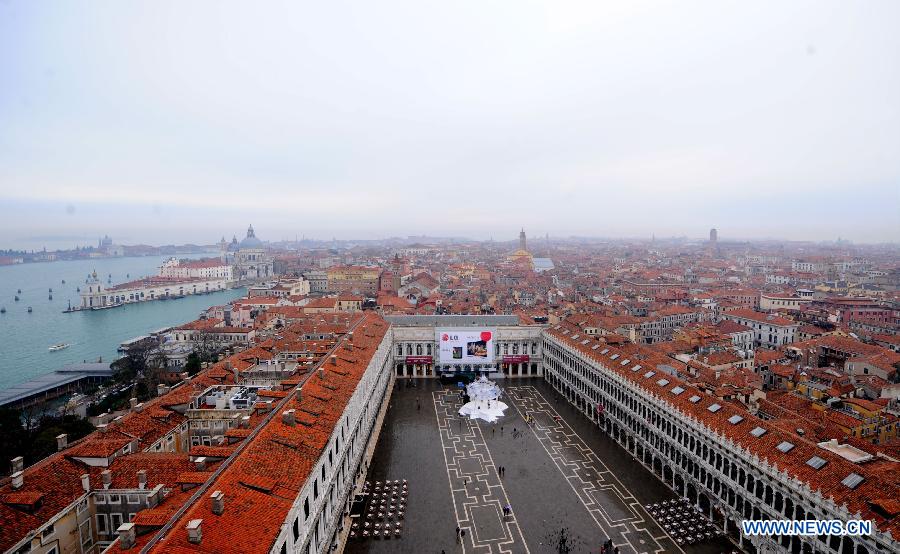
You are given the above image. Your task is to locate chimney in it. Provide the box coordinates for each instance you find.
[186,519,203,544]
[282,409,296,426]
[56,433,68,451]
[129,397,138,410]
[180,372,189,381]
[135,402,144,413]
[240,415,250,428]
[295,387,303,403]
[81,473,91,492]
[147,484,164,508]
[97,423,108,434]
[329,355,337,366]
[137,469,147,490]
[118,522,136,550]
[157,383,169,396]
[195,457,207,471]
[210,490,224,515]
[101,469,112,489]
[11,456,23,473]
[11,471,23,489]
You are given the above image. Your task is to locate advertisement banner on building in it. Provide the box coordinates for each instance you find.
[502,355,530,364]
[436,329,495,364]
[405,356,433,364]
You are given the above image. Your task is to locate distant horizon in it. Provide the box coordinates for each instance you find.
[3,228,897,254]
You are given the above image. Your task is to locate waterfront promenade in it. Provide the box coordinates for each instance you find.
[0,255,244,391]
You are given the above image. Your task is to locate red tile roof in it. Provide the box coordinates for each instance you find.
[546,322,900,538]
[144,314,388,553]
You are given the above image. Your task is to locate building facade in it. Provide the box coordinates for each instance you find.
[722,309,799,349]
[79,272,230,310]
[542,325,898,554]
[386,315,544,378]
[325,266,381,295]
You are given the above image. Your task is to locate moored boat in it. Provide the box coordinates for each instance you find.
[49,343,71,352]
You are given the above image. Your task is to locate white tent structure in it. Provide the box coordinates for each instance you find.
[458,377,507,423]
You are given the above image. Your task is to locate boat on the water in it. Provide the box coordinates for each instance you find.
[0,307,5,314]
[27,306,33,313]
[49,343,71,352]
[14,295,18,301]
[49,294,53,300]
[17,288,21,294]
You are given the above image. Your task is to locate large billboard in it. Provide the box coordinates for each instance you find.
[436,329,495,364]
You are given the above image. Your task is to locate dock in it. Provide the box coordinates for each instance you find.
[0,363,115,410]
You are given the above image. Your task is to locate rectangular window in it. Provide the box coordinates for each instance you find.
[79,520,92,547]
[97,514,108,535]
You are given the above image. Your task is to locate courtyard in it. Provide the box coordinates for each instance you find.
[345,378,736,554]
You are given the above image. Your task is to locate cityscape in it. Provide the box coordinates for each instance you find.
[2,2,899,554]
[1,228,898,554]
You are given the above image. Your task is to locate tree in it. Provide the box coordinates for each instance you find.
[193,332,224,363]
[185,352,202,375]
[0,408,27,475]
[0,408,94,476]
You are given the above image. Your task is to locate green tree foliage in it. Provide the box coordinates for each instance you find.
[185,352,202,375]
[0,408,94,475]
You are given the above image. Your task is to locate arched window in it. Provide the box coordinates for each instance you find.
[416,344,422,355]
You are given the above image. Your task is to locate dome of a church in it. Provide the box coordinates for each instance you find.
[239,225,263,249]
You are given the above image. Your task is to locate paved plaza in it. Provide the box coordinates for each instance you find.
[345,378,735,554]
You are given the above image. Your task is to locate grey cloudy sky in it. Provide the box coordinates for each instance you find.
[1,0,898,249]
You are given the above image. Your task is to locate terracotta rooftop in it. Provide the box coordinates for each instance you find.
[143,314,388,553]
[546,321,900,538]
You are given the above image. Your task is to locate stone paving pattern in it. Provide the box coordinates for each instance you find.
[435,387,528,554]
[345,378,735,554]
[505,386,676,554]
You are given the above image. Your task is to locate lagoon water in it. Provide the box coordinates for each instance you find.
[0,255,245,391]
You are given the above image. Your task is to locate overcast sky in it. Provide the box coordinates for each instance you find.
[1,0,898,249]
